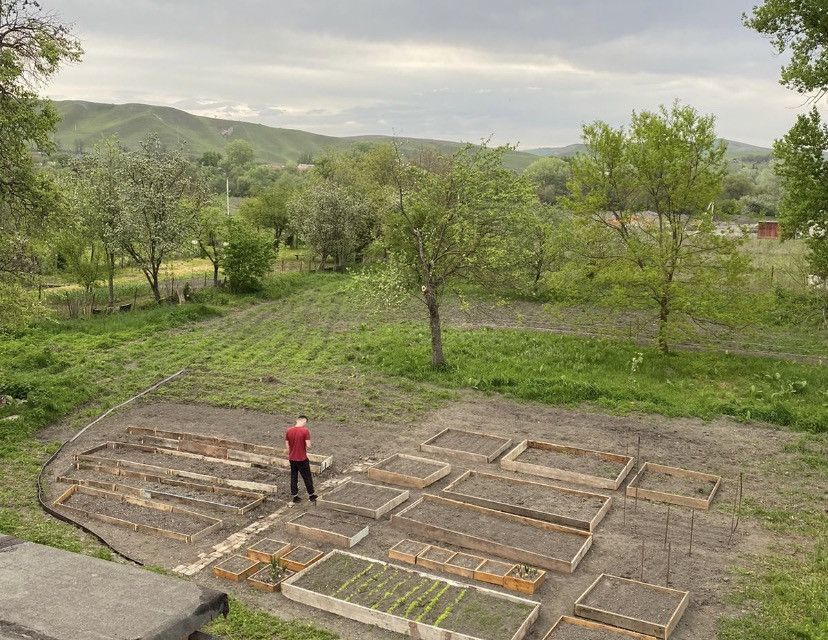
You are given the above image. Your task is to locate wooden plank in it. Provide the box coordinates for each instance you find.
[473,559,514,587]
[625,462,722,511]
[212,555,261,581]
[317,480,410,519]
[392,494,592,573]
[281,551,541,640]
[286,512,370,549]
[415,545,456,572]
[388,539,430,565]
[279,546,324,572]
[442,470,612,532]
[543,616,657,639]
[420,427,512,464]
[247,539,293,564]
[247,566,294,593]
[367,453,452,489]
[500,440,635,490]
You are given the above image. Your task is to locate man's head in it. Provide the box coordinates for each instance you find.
[296,415,308,427]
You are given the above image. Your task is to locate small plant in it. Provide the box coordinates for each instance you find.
[415,583,451,622]
[268,557,286,583]
[513,564,539,579]
[630,351,644,374]
[434,589,467,627]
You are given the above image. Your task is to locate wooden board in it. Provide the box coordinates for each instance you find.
[281,551,541,640]
[625,462,722,511]
[279,546,325,572]
[574,574,690,639]
[212,555,261,581]
[391,494,592,573]
[367,453,452,489]
[500,440,635,490]
[126,425,333,474]
[247,566,294,593]
[317,480,410,519]
[286,511,370,548]
[442,470,612,532]
[544,616,657,639]
[420,427,513,464]
[388,539,430,565]
[53,484,222,544]
[246,538,293,564]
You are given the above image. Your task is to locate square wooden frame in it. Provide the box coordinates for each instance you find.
[212,555,261,581]
[247,565,294,592]
[625,462,722,510]
[317,480,410,519]
[501,440,635,490]
[367,453,451,489]
[388,539,431,565]
[286,511,370,548]
[420,427,512,464]
[543,616,657,639]
[246,538,293,564]
[279,545,325,572]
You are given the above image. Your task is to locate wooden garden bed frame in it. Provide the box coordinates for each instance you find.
[500,440,635,490]
[574,574,690,639]
[281,550,541,640]
[625,462,722,510]
[543,616,657,639]
[286,511,370,548]
[317,480,410,519]
[74,441,279,493]
[126,425,333,474]
[246,538,293,564]
[391,494,592,573]
[442,470,612,532]
[247,565,295,593]
[57,470,265,515]
[367,453,452,489]
[53,484,222,543]
[420,427,513,464]
[212,555,261,581]
[279,545,325,572]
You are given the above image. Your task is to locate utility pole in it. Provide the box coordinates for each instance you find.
[225,174,230,217]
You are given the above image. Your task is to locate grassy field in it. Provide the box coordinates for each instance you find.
[1,272,825,639]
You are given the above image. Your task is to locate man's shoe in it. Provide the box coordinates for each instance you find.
[292,495,301,504]
[309,494,318,503]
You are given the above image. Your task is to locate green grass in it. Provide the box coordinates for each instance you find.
[205,597,338,640]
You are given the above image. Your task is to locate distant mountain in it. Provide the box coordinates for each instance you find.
[51,100,540,172]
[524,139,773,161]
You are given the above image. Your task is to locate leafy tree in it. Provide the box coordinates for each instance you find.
[193,200,229,286]
[117,134,208,302]
[565,104,748,353]
[223,140,255,169]
[222,220,272,293]
[386,143,535,367]
[198,150,222,167]
[524,156,571,204]
[238,172,301,250]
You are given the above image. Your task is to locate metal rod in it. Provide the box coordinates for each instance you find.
[689,509,695,556]
[640,540,645,581]
[666,541,671,586]
[664,505,671,548]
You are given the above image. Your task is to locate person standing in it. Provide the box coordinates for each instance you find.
[285,415,317,503]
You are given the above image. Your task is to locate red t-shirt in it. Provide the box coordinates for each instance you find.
[285,425,310,461]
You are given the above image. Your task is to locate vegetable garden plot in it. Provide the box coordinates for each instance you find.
[213,555,261,581]
[501,440,635,490]
[574,574,690,639]
[246,538,292,564]
[286,510,370,548]
[279,545,325,572]
[75,441,279,493]
[368,454,452,489]
[420,428,512,464]
[282,550,540,640]
[53,484,222,543]
[625,462,721,510]
[126,425,333,474]
[248,564,294,593]
[543,616,657,640]
[317,480,410,519]
[392,494,592,573]
[442,470,612,532]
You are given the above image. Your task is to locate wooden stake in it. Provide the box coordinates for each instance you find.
[640,540,645,581]
[623,489,628,526]
[689,509,695,557]
[634,435,641,513]
[666,541,671,587]
[663,505,671,549]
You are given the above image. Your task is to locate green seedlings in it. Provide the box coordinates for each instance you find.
[334,564,374,595]
[387,579,428,615]
[269,557,286,583]
[370,577,408,610]
[434,588,467,627]
[345,564,388,602]
[415,583,451,622]
[513,564,539,579]
[403,580,441,618]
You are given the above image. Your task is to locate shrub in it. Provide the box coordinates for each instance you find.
[222,220,273,293]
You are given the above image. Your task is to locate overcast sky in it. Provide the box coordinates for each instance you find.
[47,0,818,148]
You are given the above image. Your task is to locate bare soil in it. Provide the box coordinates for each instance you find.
[419,545,455,564]
[424,428,509,456]
[478,559,513,576]
[291,510,368,537]
[516,446,627,479]
[67,492,208,534]
[323,481,406,510]
[548,619,638,640]
[249,538,290,556]
[447,552,484,570]
[392,539,429,558]
[635,467,718,498]
[374,455,445,478]
[581,575,685,626]
[217,555,258,574]
[282,545,322,565]
[449,472,607,522]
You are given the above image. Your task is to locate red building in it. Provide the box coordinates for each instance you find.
[757,220,780,239]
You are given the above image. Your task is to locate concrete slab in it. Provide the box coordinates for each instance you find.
[0,536,227,640]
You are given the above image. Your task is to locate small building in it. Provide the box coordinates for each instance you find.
[757,220,780,239]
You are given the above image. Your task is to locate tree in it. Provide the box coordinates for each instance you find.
[386,143,535,367]
[193,200,229,286]
[117,134,208,302]
[198,150,222,167]
[222,220,272,293]
[0,0,81,329]
[238,172,301,250]
[565,104,747,353]
[524,156,571,204]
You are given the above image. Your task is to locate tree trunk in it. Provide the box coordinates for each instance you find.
[657,294,670,354]
[424,287,446,368]
[143,268,162,303]
[107,251,116,308]
[213,260,219,287]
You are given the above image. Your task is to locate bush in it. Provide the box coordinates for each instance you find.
[223,220,273,293]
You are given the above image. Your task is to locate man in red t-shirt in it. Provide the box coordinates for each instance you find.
[285,415,317,503]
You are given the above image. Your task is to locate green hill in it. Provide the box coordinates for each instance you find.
[524,139,773,161]
[51,100,539,171]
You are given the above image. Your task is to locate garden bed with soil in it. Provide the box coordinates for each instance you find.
[392,494,591,573]
[279,545,325,572]
[544,616,657,640]
[317,480,410,519]
[420,428,512,463]
[248,564,294,592]
[442,470,611,532]
[626,463,721,510]
[368,454,452,489]
[286,510,370,548]
[282,551,540,640]
[212,554,261,581]
[501,440,634,490]
[247,538,292,564]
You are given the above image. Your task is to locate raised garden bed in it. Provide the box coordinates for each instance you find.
[392,494,591,573]
[282,550,540,640]
[416,545,456,572]
[625,462,721,510]
[58,469,264,515]
[75,442,279,493]
[501,440,635,490]
[53,484,222,543]
[442,470,612,532]
[574,574,690,639]
[247,538,292,564]
[212,554,261,581]
[286,510,370,548]
[543,616,657,639]
[279,545,325,572]
[389,539,431,565]
[368,454,452,489]
[317,480,410,519]
[444,552,486,580]
[126,425,333,474]
[247,563,295,592]
[420,428,512,464]
[502,565,546,595]
[474,559,514,587]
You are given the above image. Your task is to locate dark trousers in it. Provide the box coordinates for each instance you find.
[290,459,315,497]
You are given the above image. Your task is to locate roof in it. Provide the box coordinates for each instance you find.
[0,536,227,640]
